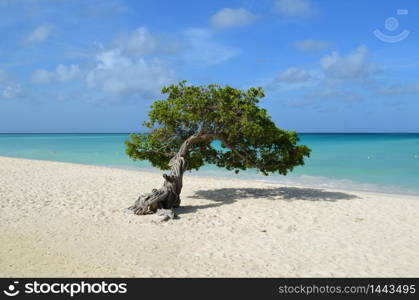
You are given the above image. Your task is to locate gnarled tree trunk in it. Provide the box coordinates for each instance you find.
[128,154,187,220]
[128,132,210,220]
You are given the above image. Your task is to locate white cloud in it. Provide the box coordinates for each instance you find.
[2,84,23,99]
[28,26,240,102]
[23,24,54,46]
[32,65,82,84]
[0,70,23,100]
[273,0,315,18]
[0,70,8,82]
[277,67,312,82]
[320,45,379,83]
[210,8,258,29]
[271,46,379,92]
[269,67,321,92]
[377,82,419,96]
[282,89,362,108]
[30,27,179,101]
[294,39,330,51]
[56,65,82,82]
[85,49,177,96]
[270,46,379,107]
[112,27,178,56]
[183,28,240,65]
[31,69,53,84]
[307,89,362,102]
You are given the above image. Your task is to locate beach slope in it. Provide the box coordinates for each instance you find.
[0,156,418,277]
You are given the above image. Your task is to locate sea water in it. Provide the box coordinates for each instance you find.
[0,133,418,195]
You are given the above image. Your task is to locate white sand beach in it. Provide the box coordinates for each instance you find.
[0,156,418,277]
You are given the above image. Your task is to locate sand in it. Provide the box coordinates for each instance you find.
[0,156,418,277]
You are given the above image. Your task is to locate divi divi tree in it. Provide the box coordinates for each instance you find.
[125,81,311,219]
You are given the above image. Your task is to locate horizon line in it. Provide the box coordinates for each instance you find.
[1,132,419,134]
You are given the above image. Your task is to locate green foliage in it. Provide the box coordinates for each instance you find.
[125,81,311,175]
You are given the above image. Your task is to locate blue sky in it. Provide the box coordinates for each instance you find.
[0,0,419,133]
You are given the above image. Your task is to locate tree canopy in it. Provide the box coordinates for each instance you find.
[125,81,311,176]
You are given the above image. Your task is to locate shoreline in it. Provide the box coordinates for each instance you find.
[0,154,417,198]
[1,156,418,277]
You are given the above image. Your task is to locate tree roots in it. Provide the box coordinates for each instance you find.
[128,155,187,221]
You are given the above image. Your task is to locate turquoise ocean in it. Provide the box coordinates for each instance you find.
[0,133,418,195]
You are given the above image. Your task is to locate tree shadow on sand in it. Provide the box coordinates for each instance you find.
[177,187,359,214]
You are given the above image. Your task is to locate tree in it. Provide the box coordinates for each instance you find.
[125,81,311,220]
